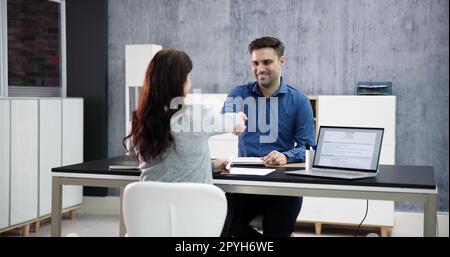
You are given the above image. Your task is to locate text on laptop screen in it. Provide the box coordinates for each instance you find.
[313,127,383,171]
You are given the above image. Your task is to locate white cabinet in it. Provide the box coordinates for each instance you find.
[208,133,238,159]
[298,96,395,234]
[0,100,10,229]
[39,99,62,216]
[61,99,83,208]
[10,100,39,225]
[39,98,84,215]
[0,97,83,231]
[299,197,394,226]
[185,93,239,159]
[316,96,395,164]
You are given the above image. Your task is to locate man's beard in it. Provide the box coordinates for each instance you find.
[257,73,273,88]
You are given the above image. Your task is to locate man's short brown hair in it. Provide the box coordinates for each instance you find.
[248,37,285,58]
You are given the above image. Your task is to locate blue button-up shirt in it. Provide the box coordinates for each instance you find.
[221,78,315,163]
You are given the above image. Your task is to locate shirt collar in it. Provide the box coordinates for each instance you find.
[251,77,288,97]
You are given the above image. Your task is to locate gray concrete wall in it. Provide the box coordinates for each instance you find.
[107,0,449,211]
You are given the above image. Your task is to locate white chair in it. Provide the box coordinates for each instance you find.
[122,181,227,237]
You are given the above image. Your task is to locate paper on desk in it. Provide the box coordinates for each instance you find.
[232,157,264,165]
[228,167,275,176]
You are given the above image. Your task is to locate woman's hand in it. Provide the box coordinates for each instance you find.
[212,159,231,174]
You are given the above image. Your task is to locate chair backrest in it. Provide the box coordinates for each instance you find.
[122,181,227,237]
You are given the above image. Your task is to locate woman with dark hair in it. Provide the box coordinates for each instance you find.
[124,48,245,183]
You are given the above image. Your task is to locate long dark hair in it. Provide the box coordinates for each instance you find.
[123,48,193,162]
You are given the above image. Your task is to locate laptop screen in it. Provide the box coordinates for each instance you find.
[313,126,384,172]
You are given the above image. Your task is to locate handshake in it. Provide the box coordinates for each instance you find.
[232,112,247,136]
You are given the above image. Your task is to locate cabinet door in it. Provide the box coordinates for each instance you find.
[39,99,62,216]
[10,100,38,225]
[0,100,10,229]
[299,197,394,226]
[300,96,395,228]
[62,99,83,208]
[208,133,238,159]
[188,94,240,159]
[317,96,396,150]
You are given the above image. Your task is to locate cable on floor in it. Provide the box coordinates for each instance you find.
[354,199,369,237]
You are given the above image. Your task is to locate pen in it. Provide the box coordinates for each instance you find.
[225,154,233,170]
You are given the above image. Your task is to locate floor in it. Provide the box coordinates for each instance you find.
[1,211,448,237]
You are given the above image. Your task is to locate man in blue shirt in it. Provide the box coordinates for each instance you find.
[221,37,315,237]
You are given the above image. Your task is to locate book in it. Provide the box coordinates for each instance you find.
[230,157,265,166]
[109,160,139,170]
[227,167,275,176]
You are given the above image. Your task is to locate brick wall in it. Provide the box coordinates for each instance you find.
[7,0,60,87]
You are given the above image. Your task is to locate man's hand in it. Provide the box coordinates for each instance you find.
[261,150,288,166]
[232,112,247,136]
[212,159,230,174]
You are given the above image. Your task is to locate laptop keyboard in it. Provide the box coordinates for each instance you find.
[310,168,363,177]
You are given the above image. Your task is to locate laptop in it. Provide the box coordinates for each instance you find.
[285,126,384,180]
